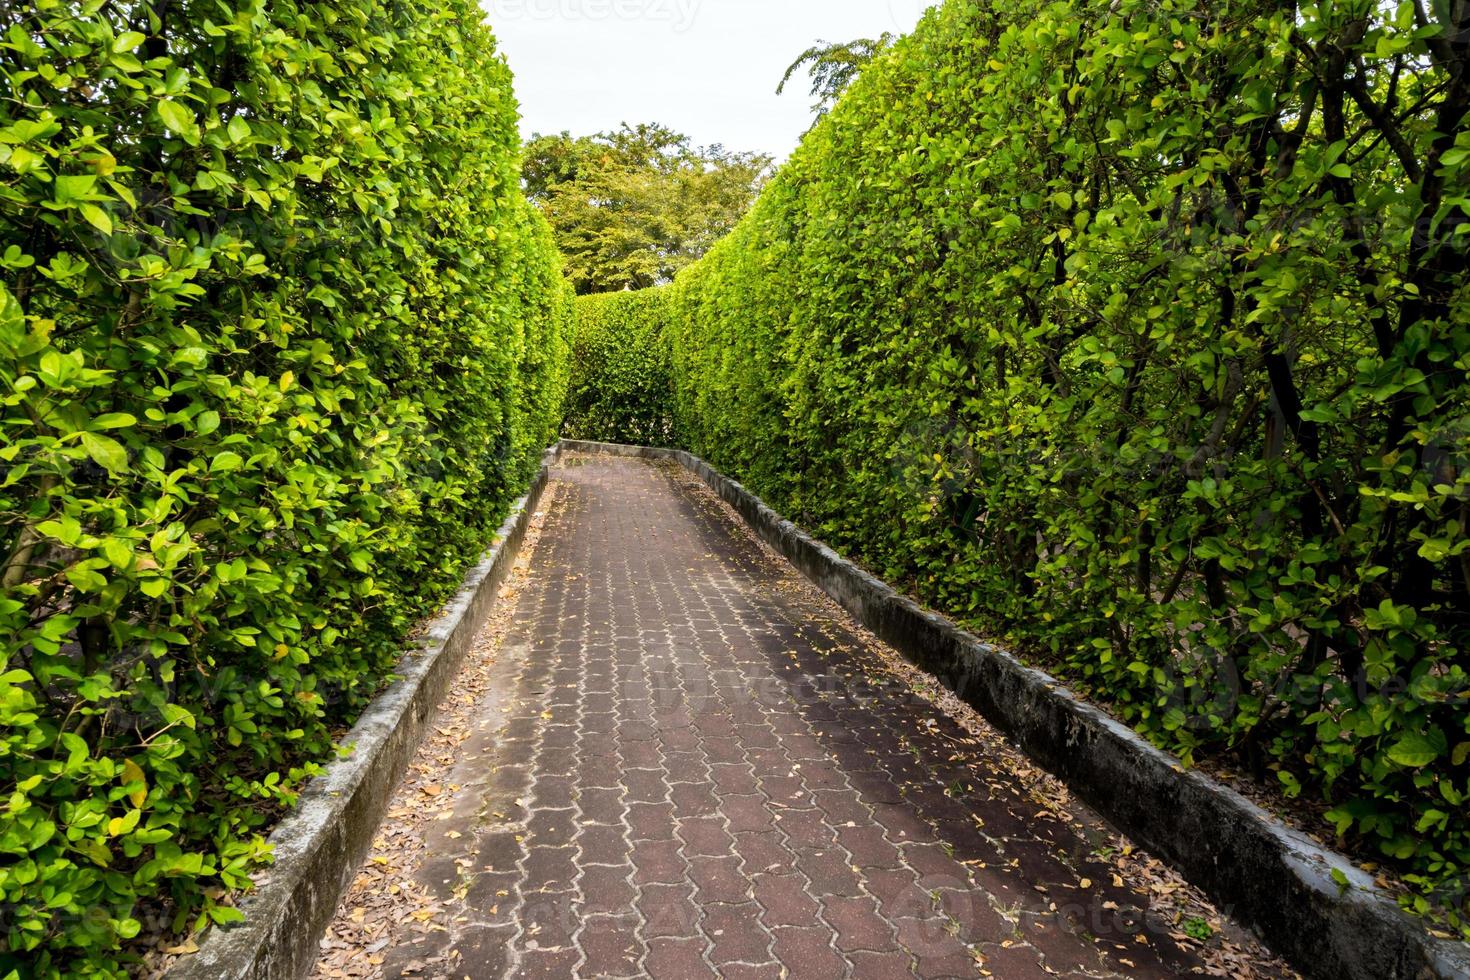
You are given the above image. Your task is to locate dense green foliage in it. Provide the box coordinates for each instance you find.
[523,124,771,294]
[595,0,1470,932]
[0,1,570,973]
[565,292,676,446]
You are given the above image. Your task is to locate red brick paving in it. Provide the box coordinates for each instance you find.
[378,454,1226,978]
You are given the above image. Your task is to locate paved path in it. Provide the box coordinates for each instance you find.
[364,454,1255,979]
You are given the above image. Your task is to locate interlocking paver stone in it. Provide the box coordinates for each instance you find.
[363,454,1266,978]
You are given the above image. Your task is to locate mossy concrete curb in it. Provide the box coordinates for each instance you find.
[170,447,561,980]
[560,439,1470,980]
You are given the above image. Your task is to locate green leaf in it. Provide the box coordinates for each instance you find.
[1414,808,1448,833]
[79,204,112,235]
[54,174,97,204]
[226,116,251,143]
[160,703,196,730]
[90,413,137,430]
[66,563,108,593]
[157,100,194,136]
[207,905,245,926]
[113,31,147,53]
[210,451,243,473]
[102,538,134,569]
[79,838,113,867]
[1387,732,1444,769]
[80,432,128,473]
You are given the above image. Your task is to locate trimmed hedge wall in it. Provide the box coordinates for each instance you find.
[0,1,570,974]
[565,291,676,447]
[601,0,1470,933]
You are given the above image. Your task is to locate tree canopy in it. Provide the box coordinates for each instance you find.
[523,124,772,295]
[778,35,895,123]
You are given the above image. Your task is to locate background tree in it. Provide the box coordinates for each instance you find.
[777,35,894,123]
[523,124,772,294]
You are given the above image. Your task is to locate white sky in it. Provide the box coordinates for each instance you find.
[482,0,935,160]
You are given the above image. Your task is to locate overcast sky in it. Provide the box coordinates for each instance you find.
[482,0,934,160]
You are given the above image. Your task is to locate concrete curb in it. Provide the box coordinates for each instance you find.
[170,446,562,980]
[559,439,1470,980]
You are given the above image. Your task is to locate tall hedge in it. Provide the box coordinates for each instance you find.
[0,1,570,974]
[564,291,676,446]
[610,0,1470,932]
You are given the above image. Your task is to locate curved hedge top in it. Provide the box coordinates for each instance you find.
[579,0,1470,934]
[1,1,570,973]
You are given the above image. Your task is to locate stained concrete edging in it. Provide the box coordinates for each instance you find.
[170,446,562,980]
[558,439,1470,980]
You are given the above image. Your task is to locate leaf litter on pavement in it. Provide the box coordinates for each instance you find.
[312,486,561,979]
[669,463,1298,980]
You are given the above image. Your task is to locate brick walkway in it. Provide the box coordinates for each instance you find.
[370,454,1242,979]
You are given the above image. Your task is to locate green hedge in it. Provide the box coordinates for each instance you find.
[0,1,570,974]
[564,291,676,446]
[643,0,1469,931]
